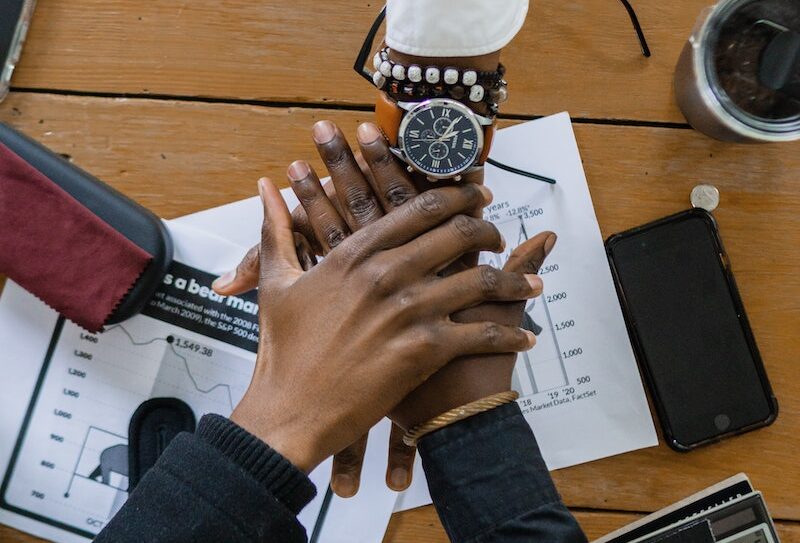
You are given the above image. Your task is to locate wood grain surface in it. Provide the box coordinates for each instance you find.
[1,1,799,541]
[14,0,711,123]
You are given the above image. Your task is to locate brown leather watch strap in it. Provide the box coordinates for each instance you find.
[479,123,495,165]
[374,91,496,165]
[375,91,403,147]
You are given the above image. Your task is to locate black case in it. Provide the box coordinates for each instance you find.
[605,208,778,451]
[0,123,172,323]
[128,397,196,492]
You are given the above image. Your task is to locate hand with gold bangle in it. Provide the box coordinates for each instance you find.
[402,391,520,447]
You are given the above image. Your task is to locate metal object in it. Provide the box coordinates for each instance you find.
[674,0,800,142]
[396,98,487,180]
[691,184,720,211]
[0,0,37,102]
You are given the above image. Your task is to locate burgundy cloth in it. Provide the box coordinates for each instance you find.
[0,142,152,332]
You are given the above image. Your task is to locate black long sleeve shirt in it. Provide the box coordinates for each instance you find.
[97,403,587,542]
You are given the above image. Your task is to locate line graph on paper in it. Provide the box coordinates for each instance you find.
[481,211,572,398]
[103,324,243,411]
[0,315,255,538]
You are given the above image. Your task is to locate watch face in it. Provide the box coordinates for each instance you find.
[398,99,483,179]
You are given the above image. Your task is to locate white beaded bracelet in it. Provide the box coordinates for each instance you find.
[369,47,508,111]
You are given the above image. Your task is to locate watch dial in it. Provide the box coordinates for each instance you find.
[399,101,481,178]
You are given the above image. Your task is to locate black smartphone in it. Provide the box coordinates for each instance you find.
[606,209,777,451]
[0,0,35,101]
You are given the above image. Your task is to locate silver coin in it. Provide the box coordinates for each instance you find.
[690,184,720,211]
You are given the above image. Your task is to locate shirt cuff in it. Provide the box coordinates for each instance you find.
[417,402,566,542]
[386,0,529,57]
[197,414,316,515]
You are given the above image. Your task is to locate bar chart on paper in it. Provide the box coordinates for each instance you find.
[369,114,657,514]
[0,309,255,538]
[482,211,577,399]
[477,113,656,469]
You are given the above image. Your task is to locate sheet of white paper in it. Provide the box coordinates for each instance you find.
[484,113,657,464]
[175,112,659,516]
[395,112,659,511]
[175,195,266,250]
[0,222,338,541]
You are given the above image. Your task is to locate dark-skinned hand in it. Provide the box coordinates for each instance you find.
[215,121,556,496]
[228,178,541,474]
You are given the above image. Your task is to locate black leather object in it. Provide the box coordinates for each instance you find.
[128,397,196,491]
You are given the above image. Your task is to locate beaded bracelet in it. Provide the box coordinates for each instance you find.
[370,47,508,114]
[402,390,520,447]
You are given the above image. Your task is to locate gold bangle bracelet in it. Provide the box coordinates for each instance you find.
[402,391,520,447]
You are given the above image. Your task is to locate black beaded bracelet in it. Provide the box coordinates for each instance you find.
[370,47,508,114]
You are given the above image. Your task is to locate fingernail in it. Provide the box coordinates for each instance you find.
[524,274,543,293]
[357,123,382,144]
[543,233,557,256]
[288,160,310,181]
[312,120,336,144]
[524,329,537,348]
[257,178,269,199]
[476,184,493,204]
[332,474,357,498]
[212,270,236,290]
[389,468,409,490]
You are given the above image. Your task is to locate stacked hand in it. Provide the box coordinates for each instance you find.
[214,120,556,495]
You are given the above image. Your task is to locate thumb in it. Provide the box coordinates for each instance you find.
[211,244,260,296]
[211,232,317,297]
[258,177,303,294]
[503,231,557,274]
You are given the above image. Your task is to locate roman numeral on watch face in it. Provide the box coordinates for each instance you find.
[399,99,483,179]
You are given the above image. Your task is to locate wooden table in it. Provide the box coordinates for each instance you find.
[0,1,798,541]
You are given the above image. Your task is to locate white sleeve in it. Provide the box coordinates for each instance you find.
[385,0,529,57]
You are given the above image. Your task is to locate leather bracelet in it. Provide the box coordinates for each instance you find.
[402,391,520,447]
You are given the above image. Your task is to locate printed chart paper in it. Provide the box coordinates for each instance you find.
[488,113,657,467]
[0,224,334,542]
[396,112,659,510]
